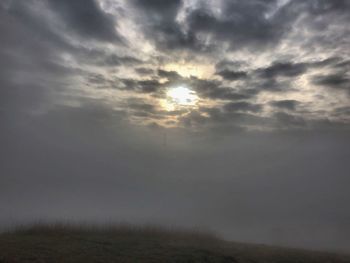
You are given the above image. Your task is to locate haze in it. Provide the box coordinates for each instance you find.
[1,0,349,253]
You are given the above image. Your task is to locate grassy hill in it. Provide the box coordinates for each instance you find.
[0,224,349,263]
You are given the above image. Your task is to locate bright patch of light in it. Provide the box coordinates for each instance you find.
[167,86,198,106]
[163,63,214,78]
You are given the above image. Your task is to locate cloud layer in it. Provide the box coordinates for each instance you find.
[1,0,349,132]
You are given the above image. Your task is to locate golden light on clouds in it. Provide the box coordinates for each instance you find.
[163,62,214,78]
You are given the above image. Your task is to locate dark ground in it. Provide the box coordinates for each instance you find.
[0,224,349,263]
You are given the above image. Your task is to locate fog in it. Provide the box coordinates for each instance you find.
[1,0,350,253]
[2,105,350,251]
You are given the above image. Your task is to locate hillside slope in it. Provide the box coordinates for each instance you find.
[0,224,349,263]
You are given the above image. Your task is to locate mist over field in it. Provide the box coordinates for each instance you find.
[1,0,350,255]
[2,112,350,252]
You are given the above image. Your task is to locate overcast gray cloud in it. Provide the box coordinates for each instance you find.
[0,0,350,253]
[47,0,123,42]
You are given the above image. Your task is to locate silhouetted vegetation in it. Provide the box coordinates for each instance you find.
[0,223,349,262]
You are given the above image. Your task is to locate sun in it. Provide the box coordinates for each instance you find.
[166,86,198,106]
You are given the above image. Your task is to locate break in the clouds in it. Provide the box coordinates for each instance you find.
[1,0,350,252]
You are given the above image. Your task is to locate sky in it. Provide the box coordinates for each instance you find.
[0,0,350,252]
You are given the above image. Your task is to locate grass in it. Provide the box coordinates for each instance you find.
[0,223,349,263]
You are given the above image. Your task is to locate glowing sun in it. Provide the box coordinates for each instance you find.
[166,86,198,106]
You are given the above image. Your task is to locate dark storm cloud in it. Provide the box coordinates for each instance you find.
[137,80,164,93]
[256,57,346,80]
[257,62,308,78]
[212,57,347,96]
[312,73,349,86]
[47,0,123,42]
[255,78,292,92]
[131,0,182,12]
[216,70,248,81]
[270,100,300,111]
[135,67,155,75]
[127,0,349,54]
[187,78,223,99]
[124,0,350,54]
[203,87,253,101]
[215,60,248,72]
[158,69,182,81]
[312,73,350,93]
[223,102,263,113]
[129,0,201,52]
[311,56,343,68]
[211,57,349,96]
[120,79,164,93]
[209,57,350,96]
[334,59,350,69]
[186,0,297,51]
[248,57,350,93]
[199,57,347,100]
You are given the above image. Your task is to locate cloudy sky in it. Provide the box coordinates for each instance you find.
[1,0,350,252]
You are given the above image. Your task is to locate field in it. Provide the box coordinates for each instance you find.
[0,224,349,263]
